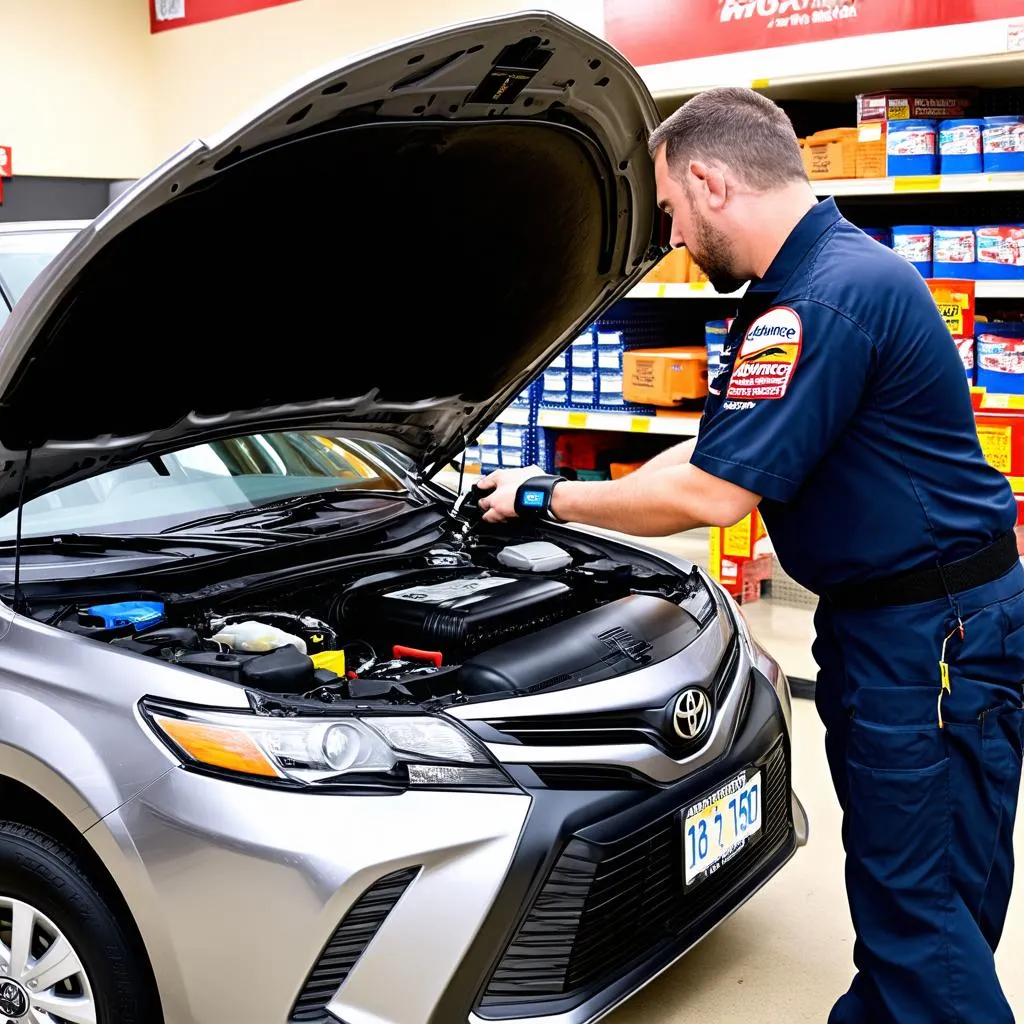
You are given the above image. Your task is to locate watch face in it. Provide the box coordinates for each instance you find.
[521,489,546,508]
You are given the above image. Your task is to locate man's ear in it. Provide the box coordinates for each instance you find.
[701,165,729,211]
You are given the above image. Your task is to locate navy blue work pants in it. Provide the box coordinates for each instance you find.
[813,563,1024,1024]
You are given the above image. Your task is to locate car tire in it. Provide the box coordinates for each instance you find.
[0,821,158,1024]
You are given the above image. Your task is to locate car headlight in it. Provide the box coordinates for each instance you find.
[141,702,510,790]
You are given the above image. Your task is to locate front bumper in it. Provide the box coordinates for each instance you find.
[103,667,802,1024]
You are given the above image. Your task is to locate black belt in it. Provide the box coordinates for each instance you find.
[823,530,1019,611]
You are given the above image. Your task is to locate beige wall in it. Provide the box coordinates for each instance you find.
[1,0,604,180]
[0,0,154,179]
[146,0,604,166]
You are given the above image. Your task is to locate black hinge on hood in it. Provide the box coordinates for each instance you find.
[468,36,553,106]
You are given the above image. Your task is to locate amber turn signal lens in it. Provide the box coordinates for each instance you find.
[153,715,281,778]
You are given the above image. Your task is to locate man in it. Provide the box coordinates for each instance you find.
[477,87,1024,1023]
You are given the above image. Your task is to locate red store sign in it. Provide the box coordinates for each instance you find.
[604,1,1024,66]
[150,0,302,33]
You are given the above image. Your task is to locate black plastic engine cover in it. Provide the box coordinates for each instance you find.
[347,572,573,662]
[457,594,702,695]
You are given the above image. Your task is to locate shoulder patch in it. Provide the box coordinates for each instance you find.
[727,306,803,401]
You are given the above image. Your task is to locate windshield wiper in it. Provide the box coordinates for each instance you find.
[0,531,268,557]
[160,491,420,536]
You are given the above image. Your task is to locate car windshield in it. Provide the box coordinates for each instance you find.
[0,228,80,322]
[0,432,408,541]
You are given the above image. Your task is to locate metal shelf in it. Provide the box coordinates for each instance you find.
[813,173,1024,197]
[537,408,701,436]
[627,280,1024,301]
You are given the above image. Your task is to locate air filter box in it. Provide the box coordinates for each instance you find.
[349,573,572,662]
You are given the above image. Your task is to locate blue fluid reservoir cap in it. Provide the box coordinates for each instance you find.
[83,601,165,631]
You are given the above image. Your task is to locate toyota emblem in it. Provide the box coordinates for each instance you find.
[673,688,711,741]
[0,979,29,1019]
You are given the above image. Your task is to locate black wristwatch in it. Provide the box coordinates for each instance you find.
[514,475,567,522]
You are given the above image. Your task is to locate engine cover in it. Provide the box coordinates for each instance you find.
[457,594,702,695]
[347,572,572,662]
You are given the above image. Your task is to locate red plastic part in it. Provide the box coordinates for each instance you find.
[393,645,443,667]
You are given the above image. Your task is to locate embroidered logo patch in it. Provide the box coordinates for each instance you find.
[726,306,803,401]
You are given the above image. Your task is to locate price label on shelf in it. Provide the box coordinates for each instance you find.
[978,425,1013,474]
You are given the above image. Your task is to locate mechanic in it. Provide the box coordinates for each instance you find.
[476,87,1024,1024]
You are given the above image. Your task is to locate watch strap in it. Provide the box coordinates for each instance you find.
[514,475,567,521]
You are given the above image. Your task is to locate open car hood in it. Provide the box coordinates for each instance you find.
[0,11,664,517]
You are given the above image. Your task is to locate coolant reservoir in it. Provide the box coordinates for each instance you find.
[210,620,308,654]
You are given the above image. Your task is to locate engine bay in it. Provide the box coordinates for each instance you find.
[40,523,717,710]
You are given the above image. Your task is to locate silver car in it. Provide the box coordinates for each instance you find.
[0,12,807,1024]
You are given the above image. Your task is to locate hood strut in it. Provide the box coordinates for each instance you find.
[13,444,32,615]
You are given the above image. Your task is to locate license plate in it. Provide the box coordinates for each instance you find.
[682,770,762,888]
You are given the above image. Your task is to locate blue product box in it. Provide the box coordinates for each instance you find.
[933,226,977,280]
[886,119,939,176]
[570,370,597,407]
[982,117,1024,173]
[596,331,624,373]
[976,322,1024,394]
[892,225,933,277]
[974,226,1024,280]
[938,119,985,175]
[542,368,569,406]
[597,370,625,408]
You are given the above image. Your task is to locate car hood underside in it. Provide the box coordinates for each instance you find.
[0,11,662,518]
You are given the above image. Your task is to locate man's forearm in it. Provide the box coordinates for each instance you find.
[632,437,697,476]
[550,461,759,537]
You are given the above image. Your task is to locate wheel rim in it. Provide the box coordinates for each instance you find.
[0,897,96,1024]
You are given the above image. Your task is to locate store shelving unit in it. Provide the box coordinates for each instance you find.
[627,279,1024,301]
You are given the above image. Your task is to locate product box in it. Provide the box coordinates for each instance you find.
[623,347,708,406]
[926,279,976,383]
[856,89,977,125]
[709,511,769,601]
[974,411,1024,496]
[642,246,690,284]
[801,126,886,180]
[976,330,1024,395]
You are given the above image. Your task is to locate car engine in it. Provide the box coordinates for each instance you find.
[45,528,716,709]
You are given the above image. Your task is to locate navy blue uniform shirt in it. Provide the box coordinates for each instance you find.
[691,197,1016,595]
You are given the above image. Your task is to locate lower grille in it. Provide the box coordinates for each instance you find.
[290,866,419,1023]
[480,742,789,1009]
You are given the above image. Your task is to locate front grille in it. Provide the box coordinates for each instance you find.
[290,866,419,1023]
[484,633,740,754]
[480,742,789,1010]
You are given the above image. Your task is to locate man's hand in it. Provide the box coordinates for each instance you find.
[476,466,542,523]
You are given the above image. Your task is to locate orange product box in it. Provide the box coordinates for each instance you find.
[642,246,690,284]
[610,461,645,480]
[709,511,768,598]
[623,347,708,406]
[801,128,859,180]
[854,123,887,178]
[974,410,1024,493]
[927,278,976,381]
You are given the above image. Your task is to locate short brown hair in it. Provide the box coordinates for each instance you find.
[648,87,807,190]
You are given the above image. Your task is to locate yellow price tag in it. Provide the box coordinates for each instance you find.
[894,175,941,193]
[977,425,1013,473]
[723,515,753,559]
[751,78,770,90]
[567,412,587,429]
[631,417,650,433]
